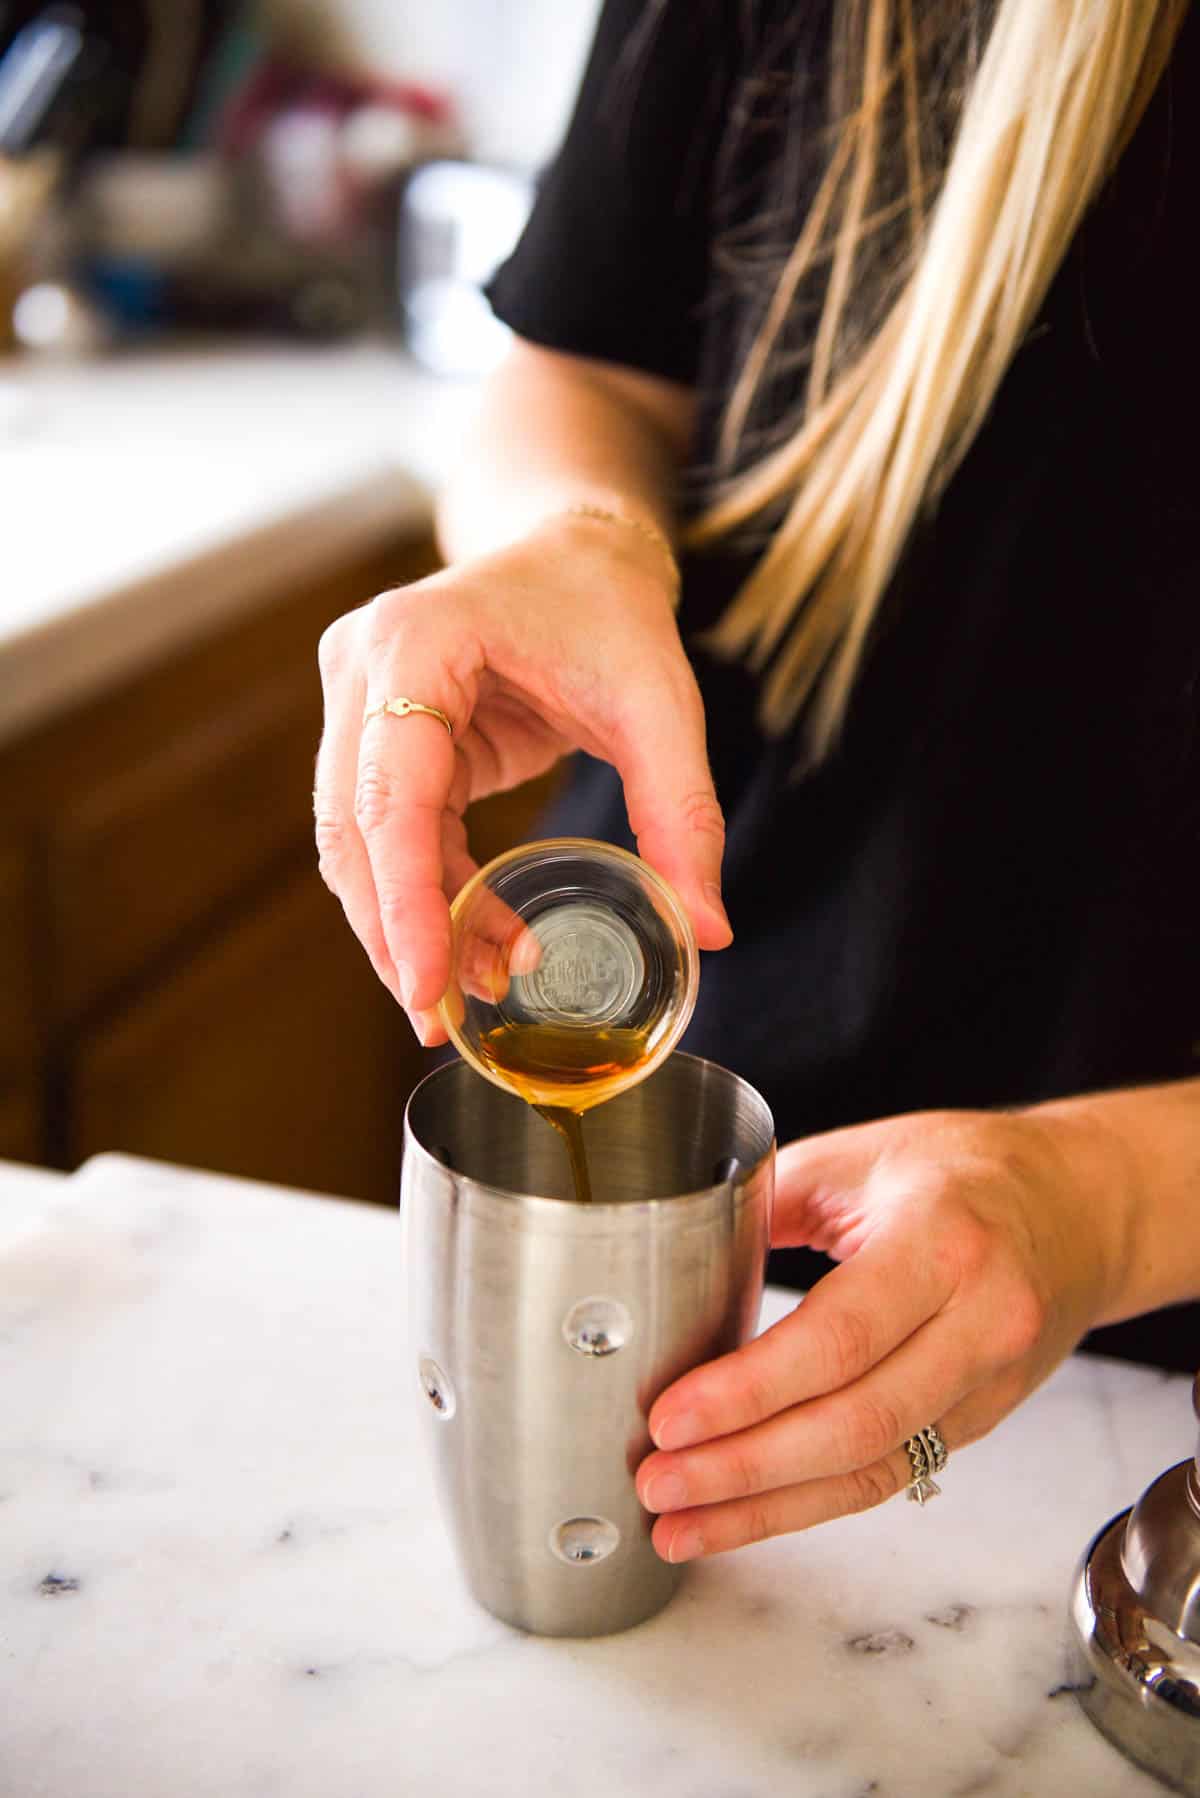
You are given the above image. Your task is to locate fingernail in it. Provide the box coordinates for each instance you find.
[508,927,542,975]
[643,1472,689,1514]
[667,1527,705,1564]
[412,1008,440,1047]
[396,962,417,1009]
[653,1411,702,1451]
[703,882,731,932]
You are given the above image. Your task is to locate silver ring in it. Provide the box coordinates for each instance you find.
[904,1425,948,1506]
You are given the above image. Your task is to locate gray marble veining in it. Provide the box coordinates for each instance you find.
[0,1152,1189,1797]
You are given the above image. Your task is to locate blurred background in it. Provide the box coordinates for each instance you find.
[0,0,599,1202]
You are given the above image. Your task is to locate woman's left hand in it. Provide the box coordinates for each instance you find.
[637,1104,1132,1561]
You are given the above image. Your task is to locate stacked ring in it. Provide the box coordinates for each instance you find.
[904,1424,949,1506]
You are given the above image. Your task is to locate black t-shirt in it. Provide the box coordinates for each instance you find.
[487,0,1200,1365]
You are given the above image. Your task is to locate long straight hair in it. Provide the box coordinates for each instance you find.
[687,0,1187,751]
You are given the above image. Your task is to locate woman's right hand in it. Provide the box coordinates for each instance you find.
[312,512,732,1045]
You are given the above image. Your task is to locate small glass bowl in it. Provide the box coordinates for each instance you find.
[438,838,698,1113]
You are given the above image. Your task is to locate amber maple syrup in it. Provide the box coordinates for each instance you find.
[442,840,700,1207]
[476,1021,654,1203]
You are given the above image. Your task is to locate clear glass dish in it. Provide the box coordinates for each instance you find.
[438,837,698,1114]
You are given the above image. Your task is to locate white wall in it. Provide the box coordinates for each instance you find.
[266,0,602,170]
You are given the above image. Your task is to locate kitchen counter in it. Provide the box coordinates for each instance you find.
[0,341,475,745]
[0,1151,1185,1796]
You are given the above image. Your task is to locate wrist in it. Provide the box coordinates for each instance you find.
[564,503,678,582]
[1022,1095,1140,1326]
[531,503,681,609]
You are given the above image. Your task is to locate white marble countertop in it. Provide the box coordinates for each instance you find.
[0,1150,1187,1797]
[0,342,476,746]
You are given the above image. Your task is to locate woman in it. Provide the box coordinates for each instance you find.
[313,0,1199,1564]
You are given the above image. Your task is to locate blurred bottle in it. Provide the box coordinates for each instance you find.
[397,159,532,377]
[0,6,86,349]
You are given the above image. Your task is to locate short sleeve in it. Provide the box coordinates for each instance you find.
[486,0,736,386]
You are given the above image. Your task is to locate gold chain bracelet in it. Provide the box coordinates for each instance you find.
[563,503,681,599]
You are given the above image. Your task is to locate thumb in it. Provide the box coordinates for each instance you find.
[612,667,732,951]
[772,1123,895,1253]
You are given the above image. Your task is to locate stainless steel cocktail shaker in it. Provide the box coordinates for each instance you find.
[1070,1372,1200,1793]
[402,1052,775,1637]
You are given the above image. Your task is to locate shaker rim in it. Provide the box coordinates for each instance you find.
[402,1049,775,1215]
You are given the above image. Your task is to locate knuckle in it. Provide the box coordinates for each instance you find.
[313,812,348,890]
[740,1496,774,1547]
[376,890,412,935]
[737,1354,781,1424]
[994,1276,1046,1363]
[662,664,707,725]
[317,617,349,679]
[678,787,726,844]
[366,584,420,643]
[819,1304,876,1389]
[843,1457,903,1515]
[839,1391,903,1468]
[354,761,397,838]
[937,1211,992,1289]
[723,1438,763,1500]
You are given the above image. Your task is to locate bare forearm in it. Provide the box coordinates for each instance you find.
[435,339,694,566]
[1031,1076,1200,1322]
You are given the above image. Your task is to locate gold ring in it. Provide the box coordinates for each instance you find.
[362,696,453,736]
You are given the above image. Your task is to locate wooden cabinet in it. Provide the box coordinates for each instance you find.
[0,1083,39,1163]
[0,839,40,1161]
[71,861,414,1204]
[45,661,319,1019]
[1,532,555,1204]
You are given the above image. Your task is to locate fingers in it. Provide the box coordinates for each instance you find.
[448,877,542,1007]
[354,597,483,1013]
[650,1450,911,1562]
[610,666,732,951]
[645,1379,1007,1562]
[316,594,482,1033]
[318,554,731,1037]
[769,1123,899,1251]
[356,717,457,1011]
[647,1227,955,1452]
[639,1303,994,1519]
[633,1105,1080,1562]
[314,626,403,1009]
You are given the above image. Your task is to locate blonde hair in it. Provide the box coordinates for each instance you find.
[688,0,1186,751]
